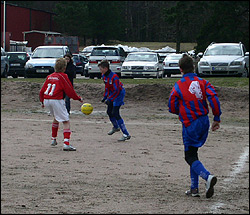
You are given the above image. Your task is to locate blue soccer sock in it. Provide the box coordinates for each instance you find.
[109,117,119,129]
[190,166,199,189]
[117,118,129,136]
[191,160,210,181]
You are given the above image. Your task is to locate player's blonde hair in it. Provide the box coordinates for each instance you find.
[55,58,67,73]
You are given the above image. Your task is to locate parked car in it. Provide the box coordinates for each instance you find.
[1,47,9,78]
[163,53,183,77]
[72,53,88,76]
[25,46,71,78]
[7,52,30,78]
[121,52,163,78]
[197,42,249,77]
[88,45,127,79]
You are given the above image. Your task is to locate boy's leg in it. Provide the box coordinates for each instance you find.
[113,106,130,140]
[62,121,76,151]
[107,102,119,129]
[65,96,70,114]
[185,146,216,198]
[185,146,210,180]
[51,118,59,146]
[184,146,200,196]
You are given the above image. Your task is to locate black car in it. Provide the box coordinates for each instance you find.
[7,52,29,78]
[72,54,88,76]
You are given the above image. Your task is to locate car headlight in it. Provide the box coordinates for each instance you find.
[230,61,242,66]
[25,63,33,69]
[122,66,131,70]
[199,61,209,66]
[144,66,155,70]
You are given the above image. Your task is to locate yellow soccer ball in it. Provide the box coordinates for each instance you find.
[81,103,93,115]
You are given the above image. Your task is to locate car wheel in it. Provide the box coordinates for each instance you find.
[167,74,171,78]
[89,74,95,79]
[241,66,249,78]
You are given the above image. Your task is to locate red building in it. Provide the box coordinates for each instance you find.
[1,2,57,51]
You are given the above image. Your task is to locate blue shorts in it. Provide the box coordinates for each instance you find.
[113,88,125,106]
[182,115,210,151]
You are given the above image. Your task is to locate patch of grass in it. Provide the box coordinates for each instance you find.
[2,77,249,88]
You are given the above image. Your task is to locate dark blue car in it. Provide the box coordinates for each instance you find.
[72,54,88,76]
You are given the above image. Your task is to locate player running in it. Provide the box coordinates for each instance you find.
[168,54,222,198]
[98,59,131,141]
[40,58,83,151]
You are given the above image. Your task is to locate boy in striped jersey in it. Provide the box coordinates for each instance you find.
[168,54,221,198]
[98,60,131,141]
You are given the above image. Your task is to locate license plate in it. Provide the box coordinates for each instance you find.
[212,67,226,71]
[11,63,20,66]
[170,63,178,67]
[37,69,49,73]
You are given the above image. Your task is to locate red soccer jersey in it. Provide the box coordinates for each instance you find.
[40,72,81,103]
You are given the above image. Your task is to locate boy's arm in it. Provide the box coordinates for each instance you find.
[60,73,82,101]
[168,84,179,115]
[205,81,222,123]
[39,79,48,103]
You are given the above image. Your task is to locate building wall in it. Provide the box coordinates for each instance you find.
[1,2,56,49]
[25,32,46,51]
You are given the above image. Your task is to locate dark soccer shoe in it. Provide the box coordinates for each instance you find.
[185,188,200,197]
[108,127,120,135]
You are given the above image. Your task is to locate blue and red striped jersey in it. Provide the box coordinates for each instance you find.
[168,73,221,127]
[102,70,124,102]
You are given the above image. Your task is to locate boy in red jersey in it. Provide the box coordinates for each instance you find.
[168,54,221,198]
[98,60,131,141]
[40,58,83,151]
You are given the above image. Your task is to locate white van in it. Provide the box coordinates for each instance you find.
[88,45,127,79]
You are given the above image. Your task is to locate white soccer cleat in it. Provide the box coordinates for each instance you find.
[63,144,76,151]
[118,134,131,141]
[206,175,217,198]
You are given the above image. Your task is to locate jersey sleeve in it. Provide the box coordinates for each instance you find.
[39,78,49,103]
[205,80,222,122]
[168,83,180,115]
[59,73,81,101]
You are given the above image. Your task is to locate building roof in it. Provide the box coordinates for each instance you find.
[22,30,61,35]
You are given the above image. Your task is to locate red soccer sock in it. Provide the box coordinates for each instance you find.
[52,122,59,140]
[63,129,71,145]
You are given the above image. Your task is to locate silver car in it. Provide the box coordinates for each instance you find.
[121,52,163,78]
[163,53,183,77]
[88,45,127,79]
[197,42,249,77]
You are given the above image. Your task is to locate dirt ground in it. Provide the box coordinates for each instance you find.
[1,80,249,214]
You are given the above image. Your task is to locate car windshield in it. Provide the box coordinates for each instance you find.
[125,54,157,62]
[91,48,118,56]
[32,48,64,58]
[166,55,183,60]
[204,45,242,56]
[7,53,26,61]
